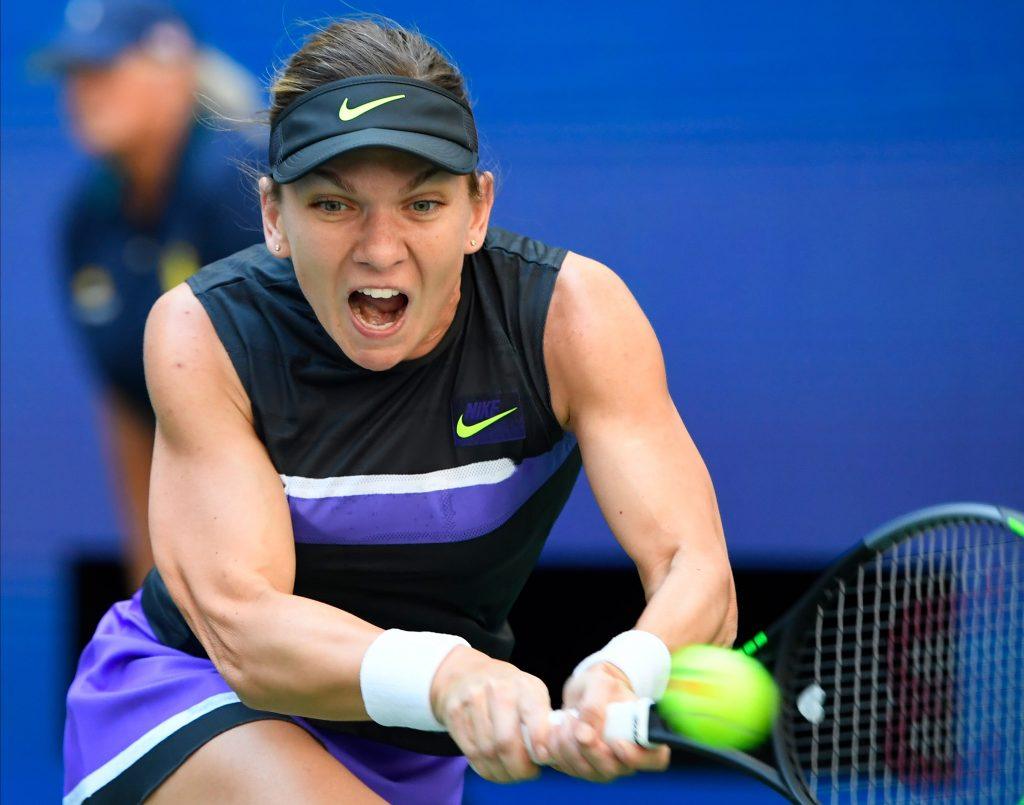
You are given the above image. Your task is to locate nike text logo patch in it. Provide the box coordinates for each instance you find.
[452,393,526,446]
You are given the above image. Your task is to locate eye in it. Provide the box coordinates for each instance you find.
[410,199,442,214]
[314,199,349,213]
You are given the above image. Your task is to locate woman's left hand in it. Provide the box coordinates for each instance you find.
[544,662,670,782]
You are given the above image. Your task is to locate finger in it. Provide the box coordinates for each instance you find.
[609,740,671,772]
[487,685,537,780]
[466,691,512,783]
[575,668,628,736]
[572,719,634,779]
[549,715,618,782]
[561,673,584,708]
[545,716,594,780]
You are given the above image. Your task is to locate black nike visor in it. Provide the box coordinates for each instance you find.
[269,75,479,183]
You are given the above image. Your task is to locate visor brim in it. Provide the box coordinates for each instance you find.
[271,128,477,183]
[31,39,125,75]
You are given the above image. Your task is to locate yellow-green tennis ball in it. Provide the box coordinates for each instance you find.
[656,644,779,751]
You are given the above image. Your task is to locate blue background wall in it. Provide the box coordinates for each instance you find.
[2,1,1022,800]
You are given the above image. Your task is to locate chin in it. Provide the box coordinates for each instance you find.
[76,129,127,158]
[351,351,405,372]
[338,337,409,372]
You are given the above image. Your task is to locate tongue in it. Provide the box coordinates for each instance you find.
[350,293,407,327]
[365,295,405,314]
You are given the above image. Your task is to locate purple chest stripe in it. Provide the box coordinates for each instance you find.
[288,436,577,546]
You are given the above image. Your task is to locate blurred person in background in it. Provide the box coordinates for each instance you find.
[35,0,263,588]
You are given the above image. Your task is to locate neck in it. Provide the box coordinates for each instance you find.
[116,89,196,220]
[407,276,463,361]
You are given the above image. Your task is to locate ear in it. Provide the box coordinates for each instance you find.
[465,171,495,254]
[259,176,292,258]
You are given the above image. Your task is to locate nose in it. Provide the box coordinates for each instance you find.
[351,209,407,272]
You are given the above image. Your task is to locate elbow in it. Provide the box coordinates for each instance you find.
[202,631,261,707]
[210,618,287,711]
[190,601,274,710]
[214,639,281,712]
[229,671,275,712]
[217,652,262,708]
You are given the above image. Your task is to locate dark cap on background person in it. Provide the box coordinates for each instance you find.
[34,0,193,74]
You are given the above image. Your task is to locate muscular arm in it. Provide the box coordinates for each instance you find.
[145,284,383,719]
[545,253,737,650]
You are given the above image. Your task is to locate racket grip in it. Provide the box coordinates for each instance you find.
[521,698,656,764]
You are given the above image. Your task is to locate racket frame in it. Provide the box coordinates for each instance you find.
[683,502,1021,804]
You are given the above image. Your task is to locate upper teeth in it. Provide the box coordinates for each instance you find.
[357,288,401,299]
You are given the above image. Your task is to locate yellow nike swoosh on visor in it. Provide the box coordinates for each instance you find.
[456,407,518,439]
[338,94,406,122]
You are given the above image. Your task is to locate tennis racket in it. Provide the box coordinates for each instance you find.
[547,503,1024,803]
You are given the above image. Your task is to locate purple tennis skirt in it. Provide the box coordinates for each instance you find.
[63,590,468,804]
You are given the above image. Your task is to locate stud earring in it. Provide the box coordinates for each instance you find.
[471,239,477,247]
[274,243,282,252]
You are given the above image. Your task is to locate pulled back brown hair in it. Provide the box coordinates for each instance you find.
[269,18,482,197]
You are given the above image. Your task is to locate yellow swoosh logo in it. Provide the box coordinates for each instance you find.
[338,94,406,122]
[456,407,518,439]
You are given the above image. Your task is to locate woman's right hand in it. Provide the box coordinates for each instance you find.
[430,646,553,783]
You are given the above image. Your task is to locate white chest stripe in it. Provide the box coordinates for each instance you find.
[280,457,518,499]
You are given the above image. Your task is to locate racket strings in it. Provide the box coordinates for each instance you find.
[779,519,1023,804]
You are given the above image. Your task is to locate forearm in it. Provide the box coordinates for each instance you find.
[634,539,737,650]
[606,441,737,649]
[203,586,383,720]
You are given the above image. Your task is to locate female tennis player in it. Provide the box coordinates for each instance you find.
[63,18,737,804]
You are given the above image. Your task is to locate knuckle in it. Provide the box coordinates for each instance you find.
[484,677,507,696]
[470,682,489,700]
[493,734,516,755]
[442,700,464,722]
[477,763,504,784]
[468,687,489,711]
[483,679,507,704]
[523,765,541,780]
[509,758,540,781]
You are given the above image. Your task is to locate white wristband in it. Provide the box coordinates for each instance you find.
[359,629,469,732]
[571,630,671,700]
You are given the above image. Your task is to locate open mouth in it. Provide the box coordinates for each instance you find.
[348,287,410,334]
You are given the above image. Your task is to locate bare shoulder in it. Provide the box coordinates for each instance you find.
[551,251,628,309]
[144,283,251,433]
[545,251,665,428]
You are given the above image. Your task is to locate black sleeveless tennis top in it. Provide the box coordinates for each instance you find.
[141,227,582,755]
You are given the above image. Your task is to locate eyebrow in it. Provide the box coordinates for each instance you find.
[310,165,444,195]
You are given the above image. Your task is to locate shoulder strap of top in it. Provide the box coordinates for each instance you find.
[474,227,567,421]
[185,243,309,439]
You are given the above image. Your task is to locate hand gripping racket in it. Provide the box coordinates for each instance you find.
[536,503,1024,804]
